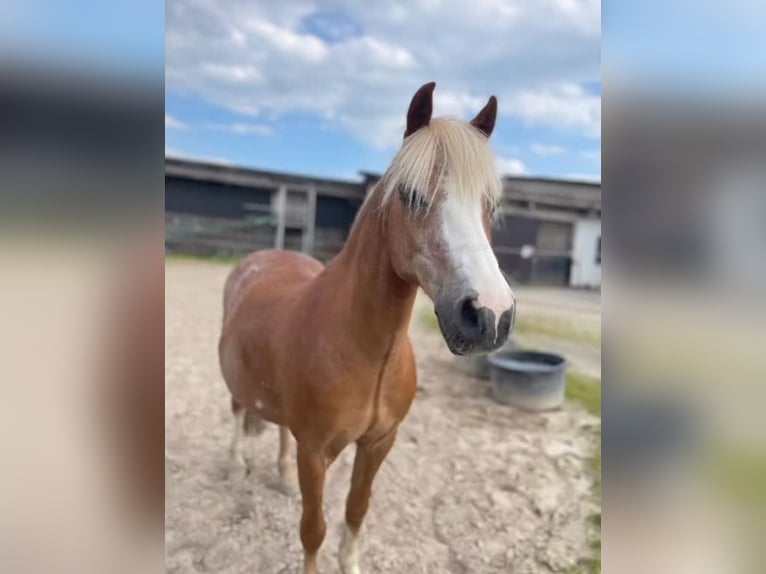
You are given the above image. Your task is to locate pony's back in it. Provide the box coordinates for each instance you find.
[221,249,324,326]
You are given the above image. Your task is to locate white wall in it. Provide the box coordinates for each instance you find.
[570,219,601,288]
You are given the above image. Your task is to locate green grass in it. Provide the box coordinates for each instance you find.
[420,307,600,349]
[419,308,441,332]
[568,439,601,574]
[166,251,241,265]
[419,308,603,572]
[565,371,601,417]
[515,313,601,347]
[566,372,601,574]
[706,446,766,515]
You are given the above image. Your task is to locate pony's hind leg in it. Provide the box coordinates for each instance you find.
[228,398,266,479]
[278,425,299,495]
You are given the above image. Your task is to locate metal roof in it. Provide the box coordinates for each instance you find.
[166,158,600,215]
[165,157,365,200]
[361,171,601,215]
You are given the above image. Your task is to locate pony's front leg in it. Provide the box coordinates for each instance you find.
[297,441,328,574]
[339,428,398,574]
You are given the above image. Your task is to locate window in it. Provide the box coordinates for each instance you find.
[595,236,601,265]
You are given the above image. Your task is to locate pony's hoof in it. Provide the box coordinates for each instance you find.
[278,466,299,497]
[338,558,362,574]
[228,456,249,481]
[338,526,362,574]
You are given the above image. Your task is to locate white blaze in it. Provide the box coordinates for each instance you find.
[440,190,514,331]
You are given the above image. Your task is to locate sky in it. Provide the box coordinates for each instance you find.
[2,1,764,184]
[165,1,602,182]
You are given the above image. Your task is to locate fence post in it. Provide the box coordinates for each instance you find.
[274,184,287,250]
[302,185,317,255]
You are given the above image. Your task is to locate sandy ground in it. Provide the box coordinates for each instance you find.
[165,259,600,574]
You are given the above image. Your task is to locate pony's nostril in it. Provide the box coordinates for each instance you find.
[497,308,514,341]
[459,296,480,329]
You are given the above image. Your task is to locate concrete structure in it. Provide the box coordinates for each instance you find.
[570,219,601,288]
[166,158,601,287]
[165,157,363,262]
[361,173,601,287]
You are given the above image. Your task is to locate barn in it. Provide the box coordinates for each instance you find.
[493,176,601,288]
[359,173,601,288]
[166,157,601,287]
[165,157,364,262]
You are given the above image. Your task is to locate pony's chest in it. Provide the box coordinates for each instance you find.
[367,351,418,426]
[339,365,417,442]
[284,345,416,433]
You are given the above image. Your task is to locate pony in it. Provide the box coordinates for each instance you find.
[218,82,516,574]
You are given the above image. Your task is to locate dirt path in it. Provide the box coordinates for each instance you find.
[165,259,599,574]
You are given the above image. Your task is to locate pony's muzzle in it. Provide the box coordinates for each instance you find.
[434,291,514,355]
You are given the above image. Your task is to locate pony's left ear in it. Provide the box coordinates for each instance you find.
[471,95,498,138]
[405,81,436,138]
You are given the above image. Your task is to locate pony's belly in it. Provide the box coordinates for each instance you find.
[219,337,286,424]
[244,370,285,423]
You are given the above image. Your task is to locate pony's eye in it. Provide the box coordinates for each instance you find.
[398,185,428,215]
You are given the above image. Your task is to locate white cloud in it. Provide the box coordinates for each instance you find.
[531,143,567,156]
[509,83,601,138]
[166,0,600,147]
[210,123,276,136]
[497,157,528,176]
[200,63,264,84]
[165,114,188,130]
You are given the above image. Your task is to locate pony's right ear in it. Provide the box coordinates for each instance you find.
[405,81,436,138]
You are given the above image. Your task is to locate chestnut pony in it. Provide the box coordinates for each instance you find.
[219,82,516,574]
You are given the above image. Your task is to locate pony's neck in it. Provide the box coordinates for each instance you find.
[329,196,417,358]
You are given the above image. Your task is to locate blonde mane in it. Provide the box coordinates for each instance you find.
[379,117,502,210]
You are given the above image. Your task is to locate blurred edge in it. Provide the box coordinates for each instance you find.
[603,4,766,572]
[0,10,165,573]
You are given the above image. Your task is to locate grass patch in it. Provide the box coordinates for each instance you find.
[417,309,603,571]
[706,446,766,514]
[565,371,601,417]
[567,433,601,574]
[166,251,241,265]
[566,372,601,574]
[703,447,766,573]
[515,313,600,347]
[419,307,441,332]
[418,306,600,350]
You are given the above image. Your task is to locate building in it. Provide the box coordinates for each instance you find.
[166,157,601,287]
[360,173,601,288]
[165,157,364,262]
[496,176,601,288]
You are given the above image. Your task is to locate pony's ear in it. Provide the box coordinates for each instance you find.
[471,95,498,138]
[405,81,436,138]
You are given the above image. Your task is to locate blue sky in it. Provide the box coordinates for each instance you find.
[166,1,602,182]
[603,0,766,95]
[0,0,163,75]
[3,0,764,184]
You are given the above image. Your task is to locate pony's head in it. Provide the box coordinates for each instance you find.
[380,82,515,355]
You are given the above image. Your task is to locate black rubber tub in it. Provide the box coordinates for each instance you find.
[454,339,522,380]
[487,350,567,410]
